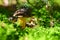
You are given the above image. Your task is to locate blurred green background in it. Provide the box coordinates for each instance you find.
[0,0,60,40]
